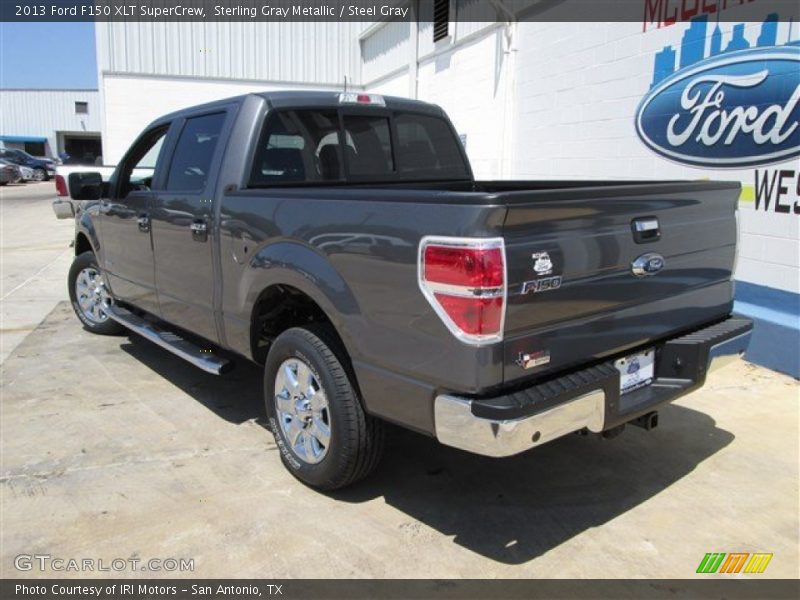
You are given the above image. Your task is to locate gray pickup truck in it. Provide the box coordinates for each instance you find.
[64,91,752,490]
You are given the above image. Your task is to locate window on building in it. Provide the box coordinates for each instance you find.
[433,0,450,42]
[250,110,342,185]
[165,112,225,192]
[75,101,88,115]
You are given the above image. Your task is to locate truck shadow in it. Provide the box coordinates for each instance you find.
[335,406,734,564]
[119,336,268,427]
[119,335,734,565]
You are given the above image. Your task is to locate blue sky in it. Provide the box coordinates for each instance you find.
[0,23,97,89]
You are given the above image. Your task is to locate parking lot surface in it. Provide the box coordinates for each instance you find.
[1,185,798,578]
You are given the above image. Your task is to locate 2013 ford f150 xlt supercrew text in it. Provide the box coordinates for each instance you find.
[64,91,752,490]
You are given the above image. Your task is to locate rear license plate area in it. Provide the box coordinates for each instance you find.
[615,349,655,395]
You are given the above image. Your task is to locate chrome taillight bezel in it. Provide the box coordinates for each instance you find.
[417,235,507,346]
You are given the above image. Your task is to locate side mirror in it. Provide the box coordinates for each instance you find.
[68,171,105,200]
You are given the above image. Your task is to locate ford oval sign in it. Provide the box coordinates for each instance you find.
[632,253,665,278]
[636,46,800,168]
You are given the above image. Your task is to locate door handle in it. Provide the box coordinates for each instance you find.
[631,217,660,244]
[137,214,150,233]
[190,220,208,242]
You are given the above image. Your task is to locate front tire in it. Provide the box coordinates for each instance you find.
[264,325,384,490]
[32,168,46,182]
[68,251,124,335]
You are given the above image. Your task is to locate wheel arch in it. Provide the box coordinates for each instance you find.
[75,209,101,257]
[242,241,362,364]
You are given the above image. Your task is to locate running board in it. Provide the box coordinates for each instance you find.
[106,306,231,375]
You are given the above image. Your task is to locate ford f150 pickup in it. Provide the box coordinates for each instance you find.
[64,91,752,490]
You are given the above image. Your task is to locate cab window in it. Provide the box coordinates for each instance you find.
[165,112,225,192]
[250,110,342,185]
[117,126,167,198]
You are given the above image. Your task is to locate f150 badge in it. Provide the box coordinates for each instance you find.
[522,251,562,294]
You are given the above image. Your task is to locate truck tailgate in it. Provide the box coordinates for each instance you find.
[498,181,740,384]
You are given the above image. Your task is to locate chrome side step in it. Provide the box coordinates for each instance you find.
[106,306,231,375]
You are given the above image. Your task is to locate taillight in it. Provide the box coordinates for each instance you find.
[55,175,68,197]
[418,237,506,344]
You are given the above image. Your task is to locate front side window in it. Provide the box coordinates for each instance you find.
[165,112,225,192]
[118,127,167,198]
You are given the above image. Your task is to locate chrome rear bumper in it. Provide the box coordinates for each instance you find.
[435,390,606,458]
[434,316,752,458]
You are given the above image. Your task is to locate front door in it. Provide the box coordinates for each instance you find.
[151,110,229,343]
[101,126,169,315]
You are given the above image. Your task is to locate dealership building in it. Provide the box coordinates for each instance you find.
[92,1,798,376]
[0,88,103,162]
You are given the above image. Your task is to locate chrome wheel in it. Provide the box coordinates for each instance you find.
[75,267,112,324]
[274,358,331,465]
[32,168,45,182]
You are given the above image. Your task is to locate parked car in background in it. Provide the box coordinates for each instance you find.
[0,159,22,185]
[0,149,56,181]
[18,165,34,181]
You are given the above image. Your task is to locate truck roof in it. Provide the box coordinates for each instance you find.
[153,90,445,125]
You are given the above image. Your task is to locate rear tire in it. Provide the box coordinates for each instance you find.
[68,251,124,335]
[264,325,384,490]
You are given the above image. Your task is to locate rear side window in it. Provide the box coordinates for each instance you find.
[250,110,342,185]
[165,112,225,192]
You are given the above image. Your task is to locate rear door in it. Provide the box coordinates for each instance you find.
[101,125,170,314]
[151,109,231,343]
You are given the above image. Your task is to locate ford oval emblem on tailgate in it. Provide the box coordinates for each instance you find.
[632,253,665,277]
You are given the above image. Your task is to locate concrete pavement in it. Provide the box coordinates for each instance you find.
[0,182,74,364]
[0,183,798,578]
